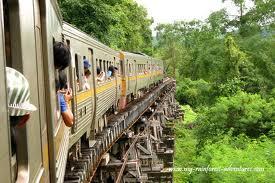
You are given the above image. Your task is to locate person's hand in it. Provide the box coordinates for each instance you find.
[64,88,72,102]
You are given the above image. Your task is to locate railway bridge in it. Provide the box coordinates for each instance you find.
[64,78,183,183]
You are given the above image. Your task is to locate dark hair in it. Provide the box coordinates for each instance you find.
[108,65,115,76]
[85,69,91,77]
[96,66,101,75]
[54,42,71,70]
[108,65,114,72]
[59,70,68,89]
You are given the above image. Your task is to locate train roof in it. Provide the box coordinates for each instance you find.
[121,51,152,60]
[63,22,117,55]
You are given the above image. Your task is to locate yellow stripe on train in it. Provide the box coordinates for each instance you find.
[75,73,162,103]
[75,80,118,103]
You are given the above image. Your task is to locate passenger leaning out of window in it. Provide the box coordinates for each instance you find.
[83,69,91,90]
[97,66,105,82]
[56,71,74,127]
[6,67,37,182]
[53,41,74,127]
[83,57,91,72]
[107,65,115,79]
[6,67,37,155]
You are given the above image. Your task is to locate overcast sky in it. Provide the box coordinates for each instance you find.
[134,0,252,34]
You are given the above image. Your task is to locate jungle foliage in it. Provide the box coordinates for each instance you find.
[58,0,153,55]
[153,0,275,182]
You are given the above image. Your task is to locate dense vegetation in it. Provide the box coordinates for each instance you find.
[155,0,275,182]
[59,0,275,182]
[58,0,153,55]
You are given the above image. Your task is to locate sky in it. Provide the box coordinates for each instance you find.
[134,0,252,34]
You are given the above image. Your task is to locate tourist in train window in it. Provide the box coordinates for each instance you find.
[53,42,71,70]
[83,69,91,90]
[107,65,115,78]
[6,67,37,154]
[6,67,37,182]
[53,42,74,127]
[97,66,105,82]
[83,57,91,72]
[56,71,74,127]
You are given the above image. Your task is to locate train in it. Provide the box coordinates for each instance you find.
[0,0,164,182]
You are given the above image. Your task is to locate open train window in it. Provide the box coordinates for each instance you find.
[75,53,84,91]
[120,60,123,76]
[75,54,79,91]
[129,63,131,74]
[107,61,109,71]
[103,60,106,75]
[99,59,102,71]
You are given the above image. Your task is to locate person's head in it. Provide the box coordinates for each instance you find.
[108,65,114,72]
[59,70,68,90]
[6,67,37,127]
[85,69,91,78]
[96,66,101,75]
[83,59,91,70]
[53,42,71,70]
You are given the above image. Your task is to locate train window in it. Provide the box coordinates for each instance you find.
[103,60,106,73]
[75,54,81,92]
[129,63,131,74]
[99,59,102,71]
[75,54,79,79]
[120,60,123,75]
[75,53,85,91]
[106,61,108,71]
[66,39,70,48]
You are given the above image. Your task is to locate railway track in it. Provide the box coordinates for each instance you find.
[64,78,178,183]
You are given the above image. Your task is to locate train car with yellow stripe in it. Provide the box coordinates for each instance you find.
[119,52,164,109]
[62,23,121,142]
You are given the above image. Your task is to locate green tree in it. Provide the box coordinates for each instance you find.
[195,92,275,146]
[193,135,275,183]
[176,78,212,108]
[58,0,153,54]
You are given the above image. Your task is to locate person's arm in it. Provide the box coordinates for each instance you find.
[59,90,74,127]
[97,71,105,82]
[61,107,74,127]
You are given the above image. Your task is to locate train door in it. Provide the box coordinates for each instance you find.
[118,52,127,110]
[127,59,130,93]
[1,0,49,182]
[0,1,12,182]
[114,56,119,111]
